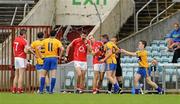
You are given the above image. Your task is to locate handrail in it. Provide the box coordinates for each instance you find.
[23,3,30,18]
[93,2,102,35]
[135,0,153,31]
[0,1,34,4]
[132,0,136,32]
[63,26,72,40]
[10,7,18,26]
[149,2,176,25]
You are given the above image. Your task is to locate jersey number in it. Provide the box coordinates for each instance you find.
[14,42,19,51]
[48,42,53,52]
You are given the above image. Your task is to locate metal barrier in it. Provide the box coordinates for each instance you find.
[0,26,51,92]
[56,63,180,94]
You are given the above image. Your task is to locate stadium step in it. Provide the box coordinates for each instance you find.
[118,0,180,40]
[0,0,35,26]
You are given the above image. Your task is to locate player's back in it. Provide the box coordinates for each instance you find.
[136,50,149,68]
[104,41,118,64]
[42,38,62,58]
[31,40,45,64]
[13,36,27,59]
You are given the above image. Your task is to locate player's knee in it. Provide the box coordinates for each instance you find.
[134,78,139,84]
[106,75,112,80]
[76,72,82,77]
[146,79,152,84]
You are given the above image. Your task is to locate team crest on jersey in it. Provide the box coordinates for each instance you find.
[79,45,85,53]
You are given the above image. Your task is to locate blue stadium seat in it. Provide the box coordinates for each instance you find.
[167,52,174,57]
[66,71,74,78]
[131,57,138,63]
[159,46,167,51]
[177,59,180,63]
[151,46,160,52]
[165,69,174,74]
[165,74,171,82]
[164,68,173,82]
[121,58,127,63]
[123,56,130,58]
[148,57,153,62]
[102,78,108,87]
[126,57,133,63]
[65,71,75,87]
[126,71,133,78]
[153,52,161,58]
[123,76,131,88]
[161,57,171,63]
[87,77,93,87]
[148,52,153,57]
[65,78,71,87]
[87,71,94,77]
[146,46,152,52]
[161,52,168,57]
[159,41,167,47]
[172,74,177,82]
[151,40,160,46]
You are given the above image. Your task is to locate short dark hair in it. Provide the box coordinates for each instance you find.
[50,30,57,37]
[102,34,109,41]
[20,29,27,36]
[37,32,44,39]
[140,40,147,48]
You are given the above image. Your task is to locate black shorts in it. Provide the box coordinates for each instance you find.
[116,64,122,77]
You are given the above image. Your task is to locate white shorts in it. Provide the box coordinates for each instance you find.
[94,63,105,72]
[73,61,87,70]
[14,57,27,69]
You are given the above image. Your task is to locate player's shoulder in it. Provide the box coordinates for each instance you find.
[106,41,114,46]
[96,41,103,44]
[31,40,39,44]
[143,50,148,54]
[42,38,48,42]
[74,38,81,42]
[71,38,81,44]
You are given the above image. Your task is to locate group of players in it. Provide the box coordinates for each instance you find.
[12,29,164,94]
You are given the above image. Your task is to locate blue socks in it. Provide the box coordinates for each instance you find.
[113,83,120,93]
[156,86,162,92]
[50,78,56,93]
[135,89,140,94]
[39,77,45,93]
[46,86,50,92]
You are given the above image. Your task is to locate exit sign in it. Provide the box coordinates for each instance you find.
[72,0,107,5]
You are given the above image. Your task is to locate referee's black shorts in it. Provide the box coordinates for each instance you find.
[116,64,122,77]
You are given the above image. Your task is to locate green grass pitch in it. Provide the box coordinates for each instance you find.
[0,93,180,104]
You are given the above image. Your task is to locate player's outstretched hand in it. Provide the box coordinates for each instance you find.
[99,59,105,63]
[120,48,125,53]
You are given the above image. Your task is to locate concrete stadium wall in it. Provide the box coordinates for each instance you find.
[56,0,120,25]
[118,10,180,52]
[19,0,56,25]
[89,0,134,39]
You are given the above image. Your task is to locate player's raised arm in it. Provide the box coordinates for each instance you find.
[24,45,36,57]
[121,49,137,56]
[99,48,112,62]
[58,45,65,60]
[85,39,92,54]
[65,40,74,57]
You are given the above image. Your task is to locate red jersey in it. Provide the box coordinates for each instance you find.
[72,38,89,62]
[13,36,27,59]
[92,41,104,64]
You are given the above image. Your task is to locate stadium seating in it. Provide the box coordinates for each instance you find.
[121,39,179,89]
[0,0,35,25]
